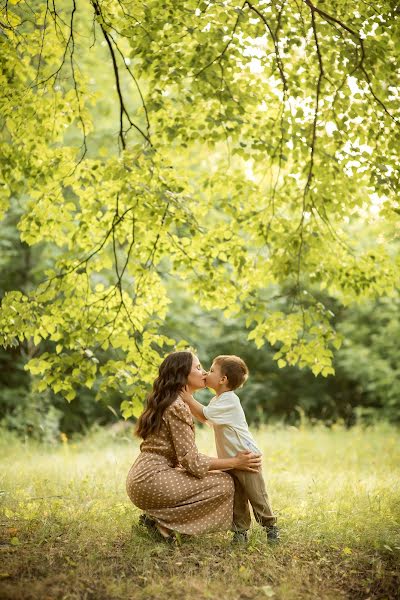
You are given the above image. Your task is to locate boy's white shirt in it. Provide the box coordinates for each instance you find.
[202,390,261,458]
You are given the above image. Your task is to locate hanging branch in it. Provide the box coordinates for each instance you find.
[244,1,288,93]
[303,0,399,124]
[68,0,87,162]
[91,0,152,149]
[304,4,324,200]
[37,205,137,292]
[108,31,151,138]
[244,1,288,243]
[194,3,245,78]
[293,3,325,304]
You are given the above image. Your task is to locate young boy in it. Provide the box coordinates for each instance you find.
[183,354,279,543]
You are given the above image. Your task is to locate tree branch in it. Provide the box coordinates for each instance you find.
[303,0,399,124]
[108,32,151,139]
[91,0,152,149]
[244,1,288,93]
[194,4,245,78]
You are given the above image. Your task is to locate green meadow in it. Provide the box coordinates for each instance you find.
[1,423,399,600]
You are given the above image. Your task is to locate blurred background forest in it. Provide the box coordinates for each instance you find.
[1,1,399,442]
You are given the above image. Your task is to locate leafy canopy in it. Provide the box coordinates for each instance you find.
[0,0,399,415]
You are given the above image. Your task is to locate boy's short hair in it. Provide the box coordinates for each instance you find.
[213,355,249,390]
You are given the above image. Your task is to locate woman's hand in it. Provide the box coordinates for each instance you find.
[234,450,262,472]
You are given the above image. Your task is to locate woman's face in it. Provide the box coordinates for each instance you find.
[186,355,206,392]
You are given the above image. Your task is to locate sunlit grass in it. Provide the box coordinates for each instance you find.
[1,423,399,599]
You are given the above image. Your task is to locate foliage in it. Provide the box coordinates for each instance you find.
[336,295,400,424]
[1,389,63,443]
[0,1,399,414]
[161,281,387,426]
[0,205,122,437]
[1,258,400,433]
[0,424,399,599]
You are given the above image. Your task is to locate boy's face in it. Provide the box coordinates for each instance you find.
[205,362,226,391]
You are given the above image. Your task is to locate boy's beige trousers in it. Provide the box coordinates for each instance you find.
[230,469,276,532]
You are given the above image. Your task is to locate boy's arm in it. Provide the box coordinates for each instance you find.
[181,391,208,424]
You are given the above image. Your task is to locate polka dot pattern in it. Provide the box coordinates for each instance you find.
[126,398,234,535]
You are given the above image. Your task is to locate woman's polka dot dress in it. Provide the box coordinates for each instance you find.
[126,398,234,535]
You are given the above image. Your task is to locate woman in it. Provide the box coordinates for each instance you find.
[126,351,261,540]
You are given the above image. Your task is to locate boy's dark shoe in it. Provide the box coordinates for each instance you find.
[232,530,248,544]
[266,525,280,542]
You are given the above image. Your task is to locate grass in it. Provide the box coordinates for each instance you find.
[0,422,399,600]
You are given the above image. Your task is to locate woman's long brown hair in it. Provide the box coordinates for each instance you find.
[135,351,193,439]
